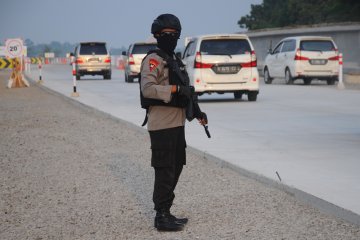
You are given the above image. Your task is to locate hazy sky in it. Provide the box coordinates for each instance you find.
[0,0,262,49]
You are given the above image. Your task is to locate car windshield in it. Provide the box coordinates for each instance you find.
[200,39,251,55]
[80,43,107,55]
[132,44,157,54]
[300,40,335,52]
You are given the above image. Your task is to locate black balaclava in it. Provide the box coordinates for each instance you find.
[156,34,178,55]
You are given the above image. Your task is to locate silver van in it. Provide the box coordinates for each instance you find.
[74,42,111,80]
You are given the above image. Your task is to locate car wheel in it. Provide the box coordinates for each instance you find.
[264,68,273,84]
[304,78,312,85]
[234,91,242,99]
[327,78,335,85]
[248,91,257,102]
[128,76,134,83]
[285,69,293,85]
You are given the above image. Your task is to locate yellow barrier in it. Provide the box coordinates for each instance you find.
[0,58,14,69]
[7,58,29,88]
[30,57,42,64]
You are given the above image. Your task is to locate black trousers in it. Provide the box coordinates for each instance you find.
[149,126,186,211]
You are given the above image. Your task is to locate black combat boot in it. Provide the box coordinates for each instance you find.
[154,210,184,231]
[167,212,188,225]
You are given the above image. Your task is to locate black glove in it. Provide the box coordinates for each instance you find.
[197,112,208,124]
[178,85,193,99]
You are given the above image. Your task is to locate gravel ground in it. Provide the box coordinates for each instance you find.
[1,70,360,240]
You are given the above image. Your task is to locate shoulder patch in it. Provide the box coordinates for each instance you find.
[149,58,159,72]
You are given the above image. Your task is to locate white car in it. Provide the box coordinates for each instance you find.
[182,34,259,101]
[263,36,339,85]
[122,42,157,83]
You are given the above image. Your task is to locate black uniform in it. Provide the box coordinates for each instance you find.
[140,13,207,231]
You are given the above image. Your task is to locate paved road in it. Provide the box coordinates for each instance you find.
[25,64,360,222]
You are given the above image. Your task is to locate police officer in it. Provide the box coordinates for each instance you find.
[140,13,208,231]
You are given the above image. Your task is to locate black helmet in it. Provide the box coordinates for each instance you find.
[151,14,182,34]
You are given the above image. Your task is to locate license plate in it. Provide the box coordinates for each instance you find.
[310,59,327,65]
[88,58,99,62]
[212,65,240,74]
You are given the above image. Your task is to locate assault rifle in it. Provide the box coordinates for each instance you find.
[169,57,211,138]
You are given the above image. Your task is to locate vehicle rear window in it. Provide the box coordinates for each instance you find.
[132,44,157,54]
[80,43,107,55]
[300,40,335,52]
[200,39,251,55]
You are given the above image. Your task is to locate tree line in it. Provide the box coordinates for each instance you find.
[23,39,125,57]
[238,0,360,30]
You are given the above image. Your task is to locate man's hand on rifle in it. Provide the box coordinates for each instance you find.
[197,112,211,138]
[197,112,208,126]
[172,85,193,99]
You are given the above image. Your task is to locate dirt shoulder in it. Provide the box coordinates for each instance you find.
[1,70,359,239]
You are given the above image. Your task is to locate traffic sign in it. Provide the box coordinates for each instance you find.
[5,38,24,57]
[0,46,6,56]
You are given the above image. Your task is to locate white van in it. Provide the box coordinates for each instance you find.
[122,42,157,83]
[263,36,339,85]
[182,34,259,101]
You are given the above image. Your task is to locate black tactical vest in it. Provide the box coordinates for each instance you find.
[139,49,189,110]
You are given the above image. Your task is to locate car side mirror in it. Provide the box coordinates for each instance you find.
[175,51,182,59]
[121,51,126,56]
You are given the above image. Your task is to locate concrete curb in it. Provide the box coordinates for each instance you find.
[346,74,360,83]
[25,74,360,227]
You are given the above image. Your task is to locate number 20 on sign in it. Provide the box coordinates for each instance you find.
[5,38,24,58]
